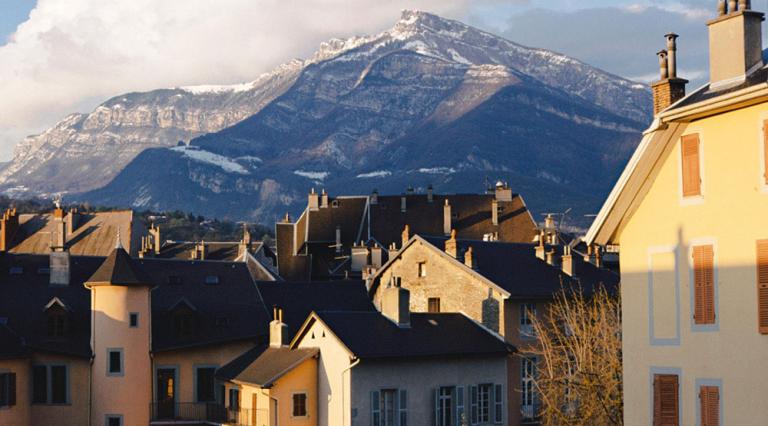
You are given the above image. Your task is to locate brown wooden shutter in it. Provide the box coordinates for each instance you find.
[699,386,719,426]
[681,134,702,197]
[693,245,715,325]
[653,374,679,426]
[757,240,768,334]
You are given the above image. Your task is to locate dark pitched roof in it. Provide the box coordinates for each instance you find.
[156,241,267,262]
[417,236,619,299]
[0,253,270,357]
[669,66,768,111]
[307,311,513,360]
[86,247,152,286]
[217,346,318,386]
[0,324,28,359]
[256,281,376,341]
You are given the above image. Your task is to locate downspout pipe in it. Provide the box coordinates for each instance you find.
[341,357,361,426]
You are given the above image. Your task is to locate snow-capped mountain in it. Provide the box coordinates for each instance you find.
[4,11,652,225]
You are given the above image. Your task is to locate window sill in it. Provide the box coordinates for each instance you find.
[679,195,704,206]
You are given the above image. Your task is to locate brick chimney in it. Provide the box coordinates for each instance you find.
[0,208,19,252]
[351,241,369,272]
[190,241,207,260]
[427,184,434,203]
[371,243,383,268]
[491,199,499,226]
[443,199,452,236]
[65,208,80,237]
[371,189,379,205]
[308,188,319,211]
[495,181,512,202]
[150,223,161,255]
[50,251,71,286]
[562,245,576,277]
[388,242,399,258]
[445,229,458,258]
[401,195,407,213]
[382,280,410,328]
[401,224,410,247]
[651,34,688,114]
[535,232,546,261]
[545,249,558,267]
[320,189,329,208]
[464,245,475,269]
[708,0,764,88]
[269,306,288,347]
[51,207,66,252]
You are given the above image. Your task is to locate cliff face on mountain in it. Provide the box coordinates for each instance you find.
[3,11,652,226]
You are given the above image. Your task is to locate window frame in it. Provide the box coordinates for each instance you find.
[428,298,441,313]
[477,383,491,423]
[519,303,536,339]
[418,262,427,278]
[107,348,124,377]
[521,357,537,420]
[689,239,719,332]
[129,312,139,328]
[695,379,722,426]
[32,364,69,405]
[678,132,705,205]
[437,386,454,426]
[291,391,308,418]
[652,371,680,426]
[194,365,218,403]
[105,414,123,426]
[0,371,16,408]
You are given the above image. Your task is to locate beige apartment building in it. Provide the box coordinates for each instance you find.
[587,2,768,424]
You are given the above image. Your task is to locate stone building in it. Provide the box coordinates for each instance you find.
[369,230,618,424]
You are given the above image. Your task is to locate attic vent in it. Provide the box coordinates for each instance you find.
[9,267,23,275]
[204,275,220,285]
[167,275,182,285]
[37,268,51,275]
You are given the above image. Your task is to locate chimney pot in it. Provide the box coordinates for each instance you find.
[708,0,764,87]
[320,189,329,208]
[665,33,679,79]
[719,0,727,15]
[729,0,738,13]
[491,199,499,226]
[269,306,288,347]
[464,246,475,269]
[308,188,319,211]
[401,225,410,247]
[658,50,669,80]
[445,229,458,258]
[443,200,452,236]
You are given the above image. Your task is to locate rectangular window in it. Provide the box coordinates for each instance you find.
[196,367,216,403]
[0,372,16,407]
[418,262,427,277]
[228,388,240,410]
[456,386,464,426]
[437,386,454,426]
[50,365,67,404]
[521,357,537,419]
[107,349,123,376]
[681,134,702,197]
[699,385,719,426]
[692,245,715,325]
[47,313,66,337]
[380,389,396,426]
[398,389,407,426]
[428,298,441,313]
[371,390,380,426]
[520,303,536,338]
[129,313,138,328]
[477,384,491,423]
[757,240,768,334]
[292,392,307,417]
[493,384,503,424]
[653,374,679,426]
[106,415,122,426]
[32,366,47,403]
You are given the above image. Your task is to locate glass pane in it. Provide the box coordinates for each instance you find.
[109,351,121,373]
[33,366,47,403]
[51,366,66,404]
[197,368,215,402]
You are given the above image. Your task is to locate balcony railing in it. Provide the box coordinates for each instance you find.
[150,402,254,425]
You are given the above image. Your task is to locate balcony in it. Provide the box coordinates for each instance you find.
[150,402,254,425]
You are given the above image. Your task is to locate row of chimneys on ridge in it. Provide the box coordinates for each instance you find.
[652,0,764,114]
[0,206,83,254]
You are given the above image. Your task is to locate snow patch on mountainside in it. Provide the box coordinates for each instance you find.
[356,170,392,178]
[178,82,255,95]
[171,146,249,174]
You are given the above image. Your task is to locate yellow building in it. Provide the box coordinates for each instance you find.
[587,3,768,425]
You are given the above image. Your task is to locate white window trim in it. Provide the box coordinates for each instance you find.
[678,129,706,206]
[105,414,123,426]
[129,312,139,328]
[106,348,124,377]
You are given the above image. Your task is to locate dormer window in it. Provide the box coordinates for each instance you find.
[169,298,198,338]
[44,298,70,338]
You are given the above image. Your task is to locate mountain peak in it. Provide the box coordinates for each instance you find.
[394,10,466,37]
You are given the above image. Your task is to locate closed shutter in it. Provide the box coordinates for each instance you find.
[693,245,715,324]
[8,373,15,406]
[653,374,678,426]
[372,390,380,426]
[681,134,702,197]
[758,240,768,334]
[699,386,719,426]
[398,389,407,426]
[493,384,503,424]
[455,386,465,426]
[470,385,478,425]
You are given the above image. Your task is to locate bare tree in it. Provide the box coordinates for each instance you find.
[525,285,622,425]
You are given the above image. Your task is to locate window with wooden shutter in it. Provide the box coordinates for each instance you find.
[653,374,679,426]
[699,385,719,426]
[681,134,702,197]
[693,245,715,325]
[757,240,768,334]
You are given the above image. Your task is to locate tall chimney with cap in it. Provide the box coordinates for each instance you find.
[401,195,407,213]
[445,229,458,258]
[708,0,764,88]
[51,207,66,252]
[320,189,329,208]
[464,246,475,269]
[382,280,410,328]
[269,306,288,347]
[562,245,576,277]
[427,184,434,203]
[491,199,499,226]
[308,188,319,211]
[651,34,688,114]
[401,224,411,247]
[443,200,452,236]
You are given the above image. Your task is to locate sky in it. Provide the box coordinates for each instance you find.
[0,0,762,160]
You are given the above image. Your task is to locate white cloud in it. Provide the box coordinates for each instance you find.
[0,0,470,160]
[625,2,711,21]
